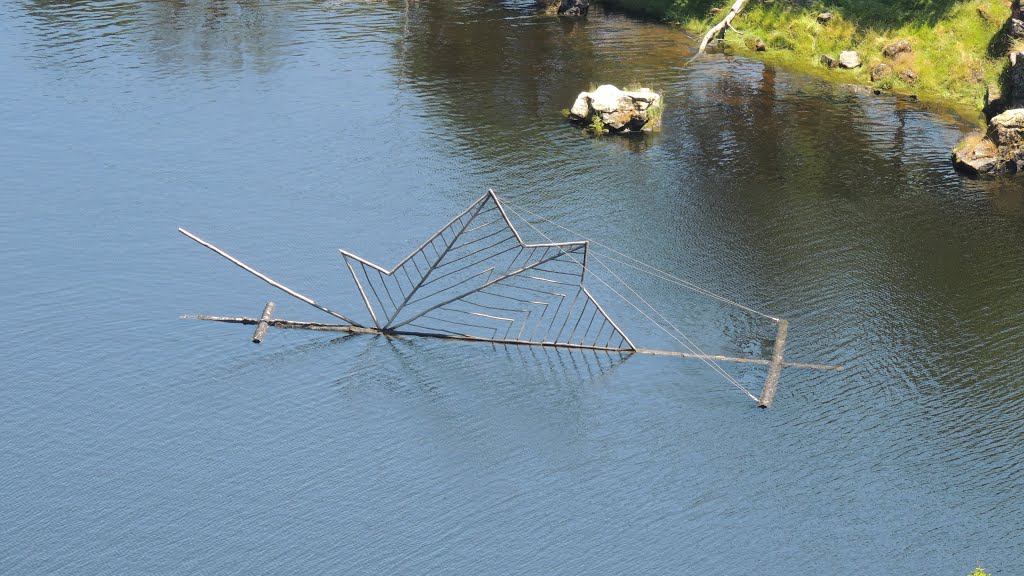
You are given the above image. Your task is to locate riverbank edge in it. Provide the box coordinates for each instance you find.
[596,0,1012,123]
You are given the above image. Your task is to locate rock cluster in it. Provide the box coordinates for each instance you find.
[882,39,912,59]
[952,51,1024,175]
[568,85,662,134]
[821,39,917,82]
[535,0,588,15]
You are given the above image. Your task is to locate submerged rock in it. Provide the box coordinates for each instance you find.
[952,137,999,175]
[535,0,559,13]
[952,110,1024,175]
[568,84,662,134]
[839,83,873,95]
[838,51,862,69]
[953,49,1024,174]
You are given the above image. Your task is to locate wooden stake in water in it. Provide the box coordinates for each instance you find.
[251,301,275,344]
[757,319,789,408]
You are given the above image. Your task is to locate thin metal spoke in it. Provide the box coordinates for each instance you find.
[360,262,392,319]
[407,266,496,306]
[420,243,521,288]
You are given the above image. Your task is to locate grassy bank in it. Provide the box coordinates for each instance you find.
[600,0,1012,113]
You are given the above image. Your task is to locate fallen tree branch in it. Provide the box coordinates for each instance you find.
[697,0,751,55]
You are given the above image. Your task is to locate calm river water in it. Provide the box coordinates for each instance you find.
[2,1,1023,574]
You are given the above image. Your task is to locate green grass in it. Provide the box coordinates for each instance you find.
[600,0,1011,112]
[954,130,987,152]
[646,97,664,128]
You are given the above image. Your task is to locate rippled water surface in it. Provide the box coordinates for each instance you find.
[2,1,1023,574]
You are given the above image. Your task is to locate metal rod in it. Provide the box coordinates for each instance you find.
[487,189,584,250]
[181,314,842,370]
[428,237,519,277]
[388,247,581,331]
[434,229,515,266]
[568,298,590,344]
[407,267,495,306]
[382,198,491,326]
[377,268,399,311]
[419,244,519,288]
[361,262,391,320]
[379,200,484,273]
[466,218,502,234]
[251,301,275,343]
[178,228,363,327]
[581,306,599,345]
[582,285,636,351]
[758,319,789,408]
[345,258,380,329]
[554,288,583,343]
[420,313,499,340]
[504,246,526,273]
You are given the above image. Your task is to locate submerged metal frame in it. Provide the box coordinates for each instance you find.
[178,190,843,407]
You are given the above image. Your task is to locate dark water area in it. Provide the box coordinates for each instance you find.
[2,0,1023,573]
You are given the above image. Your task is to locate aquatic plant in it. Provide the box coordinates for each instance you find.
[646,98,664,129]
[969,567,990,576]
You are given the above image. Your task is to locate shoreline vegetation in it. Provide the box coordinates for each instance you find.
[597,0,1013,118]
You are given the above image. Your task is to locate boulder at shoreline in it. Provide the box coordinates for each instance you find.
[953,51,1024,175]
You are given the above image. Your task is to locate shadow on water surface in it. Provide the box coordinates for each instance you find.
[20,0,329,74]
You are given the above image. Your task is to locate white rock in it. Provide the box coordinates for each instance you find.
[838,50,861,69]
[569,92,590,118]
[991,108,1024,146]
[588,84,632,113]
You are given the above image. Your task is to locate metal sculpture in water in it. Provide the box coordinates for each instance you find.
[339,191,633,351]
[179,190,842,407]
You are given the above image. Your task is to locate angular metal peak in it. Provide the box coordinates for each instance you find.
[339,190,635,351]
